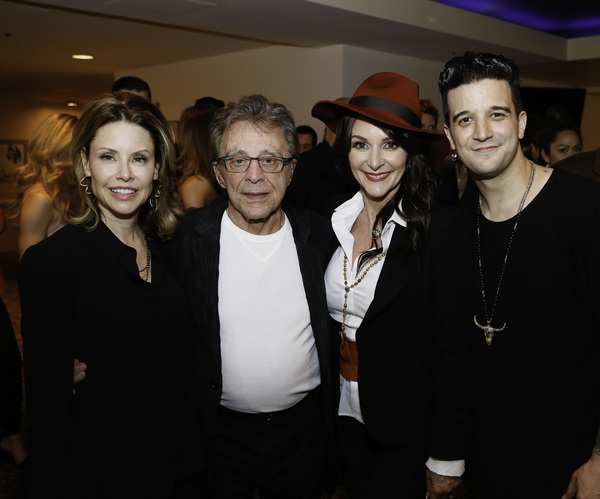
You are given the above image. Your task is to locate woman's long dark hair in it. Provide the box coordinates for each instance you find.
[333,115,437,269]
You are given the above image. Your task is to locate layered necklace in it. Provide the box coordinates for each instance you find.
[339,233,386,347]
[474,161,535,346]
[138,235,152,282]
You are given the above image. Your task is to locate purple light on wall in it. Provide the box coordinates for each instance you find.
[431,0,600,38]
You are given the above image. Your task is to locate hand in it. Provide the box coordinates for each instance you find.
[72,358,87,395]
[426,468,463,499]
[562,453,600,499]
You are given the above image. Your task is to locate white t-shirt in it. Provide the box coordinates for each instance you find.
[218,211,321,413]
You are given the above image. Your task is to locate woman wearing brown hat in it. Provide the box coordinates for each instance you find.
[312,73,472,498]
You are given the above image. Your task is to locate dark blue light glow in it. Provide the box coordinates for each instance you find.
[431,0,600,38]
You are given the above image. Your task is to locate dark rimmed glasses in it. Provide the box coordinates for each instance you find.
[216,155,294,173]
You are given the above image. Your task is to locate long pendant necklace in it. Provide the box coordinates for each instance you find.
[138,235,152,282]
[474,161,535,346]
[339,251,386,347]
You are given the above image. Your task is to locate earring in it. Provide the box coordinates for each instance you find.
[79,176,92,195]
[149,181,161,208]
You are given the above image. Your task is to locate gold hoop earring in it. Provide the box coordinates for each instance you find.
[79,176,92,196]
[149,181,161,208]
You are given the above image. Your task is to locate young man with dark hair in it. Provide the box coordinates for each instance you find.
[435,51,600,499]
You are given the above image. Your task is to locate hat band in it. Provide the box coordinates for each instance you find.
[349,95,421,128]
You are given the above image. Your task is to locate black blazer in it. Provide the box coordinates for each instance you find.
[330,202,473,463]
[20,223,203,498]
[170,196,337,453]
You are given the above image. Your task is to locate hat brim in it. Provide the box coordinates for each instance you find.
[312,99,450,163]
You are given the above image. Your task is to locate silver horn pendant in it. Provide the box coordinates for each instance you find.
[474,315,506,346]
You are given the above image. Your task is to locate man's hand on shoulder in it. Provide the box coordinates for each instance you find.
[426,468,463,499]
[562,453,600,499]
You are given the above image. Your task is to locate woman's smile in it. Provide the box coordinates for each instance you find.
[362,171,393,182]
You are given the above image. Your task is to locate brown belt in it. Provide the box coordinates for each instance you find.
[339,336,359,382]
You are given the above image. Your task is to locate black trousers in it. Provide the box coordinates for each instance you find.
[0,296,22,436]
[212,389,325,499]
[338,416,425,499]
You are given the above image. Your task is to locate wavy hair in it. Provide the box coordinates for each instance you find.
[334,116,436,268]
[12,113,79,220]
[177,105,219,188]
[210,94,298,159]
[71,92,180,240]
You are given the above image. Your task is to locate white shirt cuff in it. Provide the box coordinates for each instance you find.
[426,457,465,477]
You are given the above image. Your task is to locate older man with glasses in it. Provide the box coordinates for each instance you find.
[171,94,336,498]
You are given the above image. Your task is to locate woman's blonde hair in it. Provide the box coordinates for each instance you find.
[71,92,181,240]
[12,113,79,219]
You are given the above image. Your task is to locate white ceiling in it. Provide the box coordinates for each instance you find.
[2,0,600,106]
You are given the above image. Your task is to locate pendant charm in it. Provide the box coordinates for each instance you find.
[371,229,382,239]
[339,328,346,348]
[474,315,506,347]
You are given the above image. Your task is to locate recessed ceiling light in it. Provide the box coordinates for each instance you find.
[66,100,79,107]
[72,54,94,60]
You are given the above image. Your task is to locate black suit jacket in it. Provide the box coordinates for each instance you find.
[329,202,473,463]
[20,223,202,498]
[170,196,337,454]
[286,141,359,218]
[552,148,600,183]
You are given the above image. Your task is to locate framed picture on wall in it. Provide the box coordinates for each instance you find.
[0,140,27,182]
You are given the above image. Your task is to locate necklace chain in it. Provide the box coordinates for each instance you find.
[475,161,535,346]
[138,235,151,282]
[339,251,386,347]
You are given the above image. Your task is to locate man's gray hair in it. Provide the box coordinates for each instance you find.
[210,94,298,159]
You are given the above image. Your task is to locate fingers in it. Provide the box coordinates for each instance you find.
[561,474,577,499]
[73,359,87,385]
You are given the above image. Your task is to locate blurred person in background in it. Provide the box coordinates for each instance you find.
[0,205,27,470]
[538,122,582,166]
[296,125,318,154]
[111,76,151,101]
[177,105,222,212]
[11,113,79,258]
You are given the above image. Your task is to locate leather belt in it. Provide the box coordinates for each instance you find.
[339,336,359,382]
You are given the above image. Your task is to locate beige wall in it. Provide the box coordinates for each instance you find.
[118,45,448,140]
[0,98,82,142]
[580,92,600,152]
[118,45,346,137]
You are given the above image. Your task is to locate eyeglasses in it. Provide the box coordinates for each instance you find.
[216,155,294,173]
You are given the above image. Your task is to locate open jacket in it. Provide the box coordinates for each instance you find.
[326,201,473,463]
[169,196,338,461]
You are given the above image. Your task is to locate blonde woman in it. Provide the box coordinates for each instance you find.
[19,93,204,497]
[12,113,79,258]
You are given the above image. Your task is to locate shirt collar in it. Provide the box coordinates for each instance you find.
[331,191,406,260]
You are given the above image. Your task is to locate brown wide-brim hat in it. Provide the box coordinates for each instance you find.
[311,72,450,162]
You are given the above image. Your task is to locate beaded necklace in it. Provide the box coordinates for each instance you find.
[339,251,386,347]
